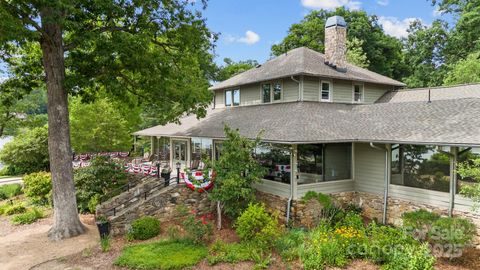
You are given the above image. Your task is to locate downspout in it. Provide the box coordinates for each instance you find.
[286,145,297,226]
[291,76,301,101]
[438,146,457,217]
[370,142,390,224]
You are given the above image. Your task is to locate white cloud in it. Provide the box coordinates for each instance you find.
[432,6,444,17]
[377,0,389,6]
[225,30,260,45]
[378,16,418,38]
[301,0,362,10]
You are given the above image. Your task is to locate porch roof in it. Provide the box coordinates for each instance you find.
[133,98,480,147]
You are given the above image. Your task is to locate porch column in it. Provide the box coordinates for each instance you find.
[382,144,392,224]
[291,144,298,199]
[449,147,458,217]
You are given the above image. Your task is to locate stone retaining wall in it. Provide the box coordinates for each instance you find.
[98,183,214,235]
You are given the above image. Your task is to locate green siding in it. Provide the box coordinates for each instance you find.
[215,90,224,108]
[241,84,261,106]
[283,78,299,101]
[303,76,319,101]
[364,83,391,103]
[354,143,386,195]
[332,79,352,103]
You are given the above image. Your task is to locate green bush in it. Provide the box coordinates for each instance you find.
[115,239,208,270]
[11,207,44,225]
[23,171,52,205]
[366,223,416,263]
[182,213,213,244]
[235,203,282,248]
[275,228,306,262]
[100,236,111,252]
[302,191,332,207]
[429,216,476,251]
[4,202,27,215]
[74,156,127,213]
[0,183,23,200]
[207,240,254,265]
[128,216,160,240]
[383,243,435,270]
[402,209,440,231]
[336,212,364,231]
[0,126,49,174]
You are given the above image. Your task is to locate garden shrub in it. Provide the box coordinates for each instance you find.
[336,212,364,231]
[167,225,181,241]
[383,243,435,270]
[23,171,52,205]
[128,216,160,240]
[275,228,306,262]
[4,202,27,215]
[428,216,475,257]
[366,222,416,263]
[115,239,208,270]
[235,203,282,248]
[74,156,127,213]
[11,207,44,225]
[0,183,23,200]
[302,191,332,207]
[207,240,254,265]
[345,203,363,214]
[402,209,440,232]
[182,212,213,244]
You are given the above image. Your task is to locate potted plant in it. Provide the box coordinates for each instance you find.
[161,165,172,186]
[96,215,110,238]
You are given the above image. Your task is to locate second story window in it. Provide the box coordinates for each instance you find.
[353,84,363,103]
[225,89,240,106]
[262,83,271,103]
[273,82,282,101]
[321,81,331,101]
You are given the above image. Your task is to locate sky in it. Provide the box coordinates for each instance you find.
[201,0,448,65]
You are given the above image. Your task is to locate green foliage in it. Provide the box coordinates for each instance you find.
[428,216,476,247]
[0,126,49,174]
[182,213,213,244]
[70,97,132,153]
[11,207,44,225]
[235,203,282,249]
[0,183,22,200]
[100,236,111,253]
[3,202,27,215]
[458,157,480,210]
[301,191,332,207]
[115,240,208,270]
[128,216,161,240]
[74,156,127,213]
[366,223,416,263]
[271,7,407,80]
[208,126,266,219]
[215,58,258,82]
[23,171,52,205]
[382,243,435,270]
[444,52,480,85]
[402,209,440,232]
[274,228,306,262]
[167,225,181,241]
[207,240,254,265]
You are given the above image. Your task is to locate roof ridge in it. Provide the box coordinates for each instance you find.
[395,82,480,92]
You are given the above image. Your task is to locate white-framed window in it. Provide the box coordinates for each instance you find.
[225,89,240,107]
[320,80,331,101]
[353,83,364,103]
[262,81,282,103]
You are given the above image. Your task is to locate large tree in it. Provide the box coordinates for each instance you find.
[0,0,215,240]
[271,7,407,80]
[215,58,258,82]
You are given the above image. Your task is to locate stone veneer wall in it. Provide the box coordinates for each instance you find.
[98,183,214,235]
[257,190,480,246]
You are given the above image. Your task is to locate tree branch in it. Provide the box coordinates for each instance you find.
[0,0,47,41]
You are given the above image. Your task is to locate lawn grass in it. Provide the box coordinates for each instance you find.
[115,239,208,269]
[0,183,23,200]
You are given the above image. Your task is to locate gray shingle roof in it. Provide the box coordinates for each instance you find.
[134,98,480,147]
[209,47,405,91]
[376,83,480,103]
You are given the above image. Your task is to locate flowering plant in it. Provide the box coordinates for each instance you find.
[182,210,214,244]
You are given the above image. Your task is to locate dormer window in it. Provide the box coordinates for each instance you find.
[353,83,364,103]
[225,89,240,106]
[321,81,331,101]
[262,81,282,103]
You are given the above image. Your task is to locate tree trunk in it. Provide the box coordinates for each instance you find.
[216,201,222,230]
[40,7,85,241]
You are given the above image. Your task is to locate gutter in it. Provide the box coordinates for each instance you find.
[369,142,390,224]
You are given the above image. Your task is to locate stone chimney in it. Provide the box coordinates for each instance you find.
[324,16,347,72]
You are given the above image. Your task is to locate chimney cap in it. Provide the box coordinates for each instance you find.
[325,16,347,28]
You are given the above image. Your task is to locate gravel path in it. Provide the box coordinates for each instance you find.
[0,215,98,270]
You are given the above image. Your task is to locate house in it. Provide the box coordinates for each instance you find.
[133,16,480,230]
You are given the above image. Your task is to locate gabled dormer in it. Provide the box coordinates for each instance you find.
[210,16,405,108]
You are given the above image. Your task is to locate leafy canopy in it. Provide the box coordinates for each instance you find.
[215,58,258,82]
[208,126,266,219]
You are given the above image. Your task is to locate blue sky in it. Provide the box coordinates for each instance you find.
[202,0,447,65]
